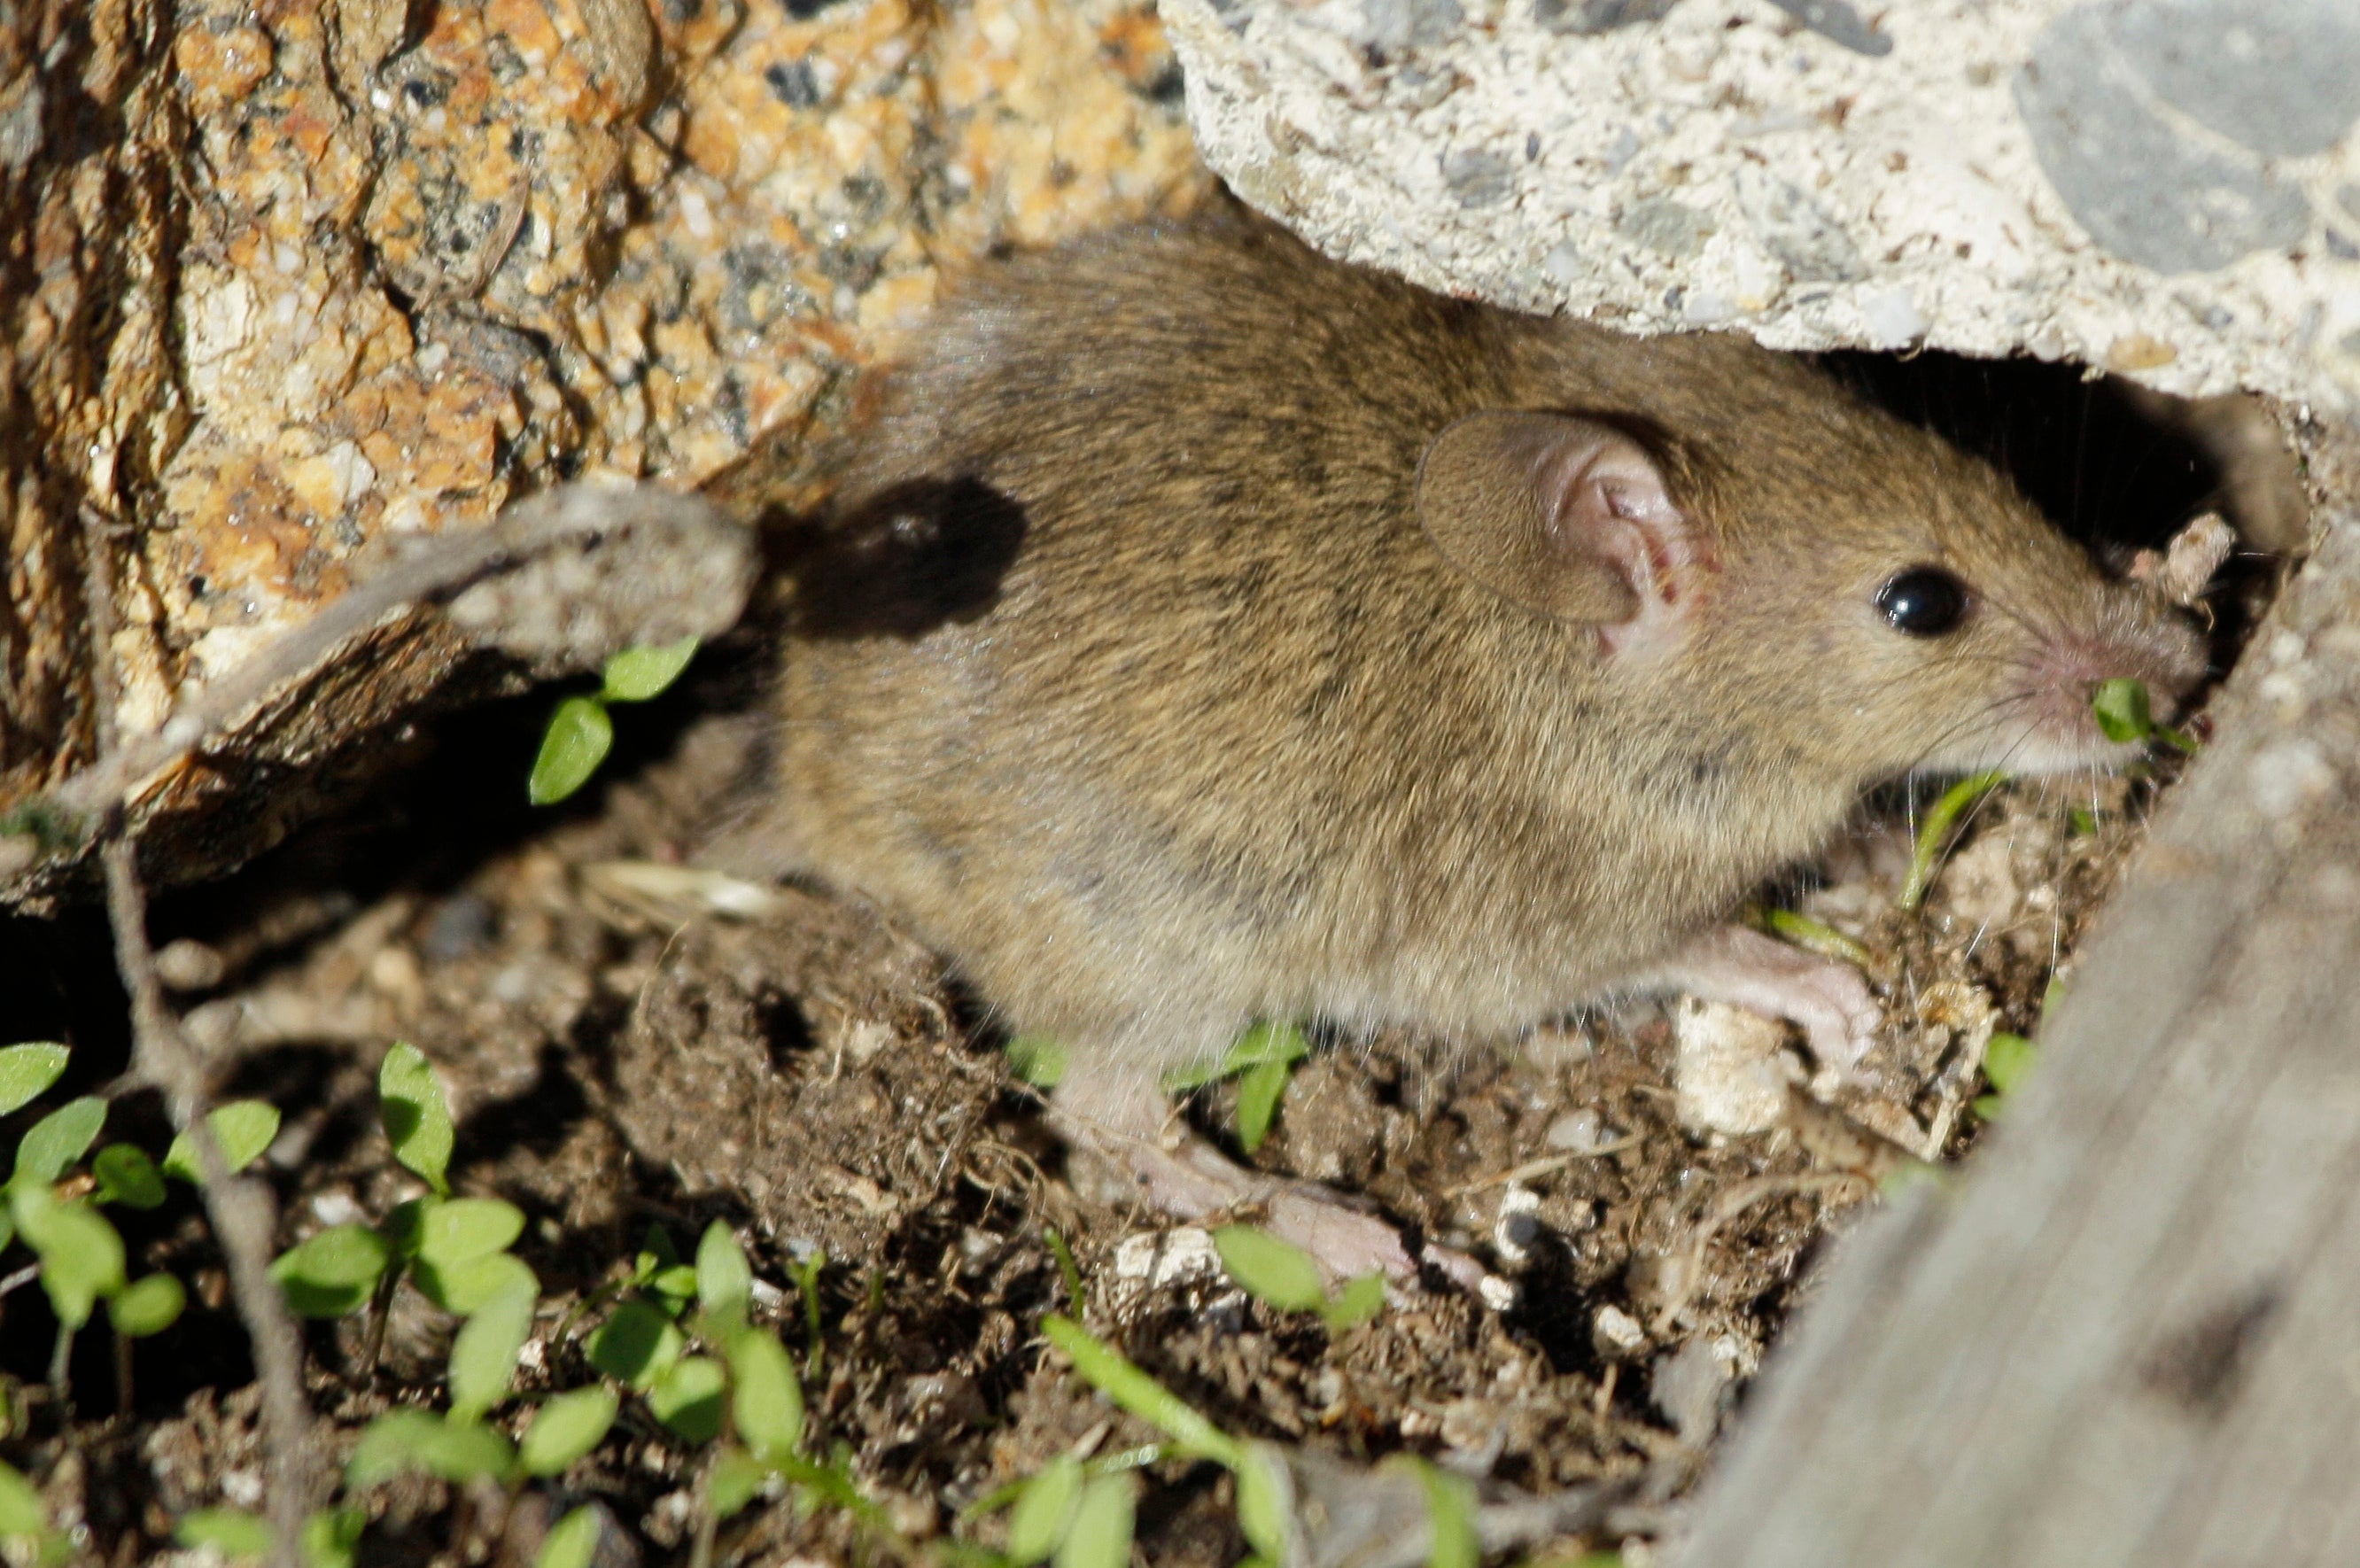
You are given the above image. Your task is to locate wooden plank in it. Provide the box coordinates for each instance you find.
[1680,426,2360,1568]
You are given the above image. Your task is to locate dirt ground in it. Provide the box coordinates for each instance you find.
[0,365,2277,1567]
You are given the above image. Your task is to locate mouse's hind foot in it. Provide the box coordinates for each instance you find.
[1632,922,1882,1075]
[1050,1060,1488,1292]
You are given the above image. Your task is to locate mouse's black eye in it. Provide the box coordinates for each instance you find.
[1875,566,1970,637]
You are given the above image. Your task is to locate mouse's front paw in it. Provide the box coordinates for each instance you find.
[1642,923,1882,1074]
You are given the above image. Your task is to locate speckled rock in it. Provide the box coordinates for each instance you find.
[1165,0,2360,415]
[0,0,1202,898]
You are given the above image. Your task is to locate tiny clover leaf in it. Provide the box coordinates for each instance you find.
[647,1354,728,1443]
[1398,1456,1479,1568]
[447,1276,538,1423]
[12,1185,125,1328]
[601,635,699,703]
[1005,1454,1085,1565]
[726,1326,805,1462]
[1213,1226,1327,1314]
[586,1298,685,1390]
[14,1096,105,1185]
[110,1273,188,1339]
[2093,677,2198,753]
[175,1508,272,1561]
[379,1043,454,1196]
[418,1197,526,1269]
[270,1223,392,1318]
[306,1508,367,1568]
[1320,1272,1386,1331]
[1973,1031,2042,1120]
[695,1219,753,1330]
[0,1043,68,1116]
[346,1408,517,1488]
[417,1252,539,1317]
[93,1145,166,1209]
[1005,1036,1068,1090]
[520,1385,619,1478]
[537,1507,602,1568]
[2092,677,2153,743]
[0,1461,44,1540]
[710,1448,773,1522]
[529,695,614,807]
[1235,1442,1297,1566]
[1040,1315,1240,1467]
[1056,1473,1136,1568]
[161,1100,281,1185]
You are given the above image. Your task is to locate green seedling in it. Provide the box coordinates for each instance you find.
[519,1386,620,1478]
[1400,1456,1479,1568]
[379,1042,454,1196]
[0,1044,68,1116]
[1898,769,2008,912]
[159,1100,282,1184]
[1163,1021,1312,1153]
[1212,1226,1384,1331]
[538,1508,602,1568]
[1005,1035,1069,1090]
[1748,906,1873,971]
[1041,1315,1240,1466]
[1971,1031,2040,1120]
[2093,677,2197,753]
[1044,1226,1084,1312]
[785,1245,827,1374]
[529,635,702,805]
[1055,1472,1136,1568]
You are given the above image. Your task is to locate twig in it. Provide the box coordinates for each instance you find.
[41,485,733,831]
[80,506,316,1568]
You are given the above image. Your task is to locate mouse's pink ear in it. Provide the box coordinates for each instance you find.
[1416,411,1686,626]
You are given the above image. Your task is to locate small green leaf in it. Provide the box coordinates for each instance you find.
[1234,1057,1293,1153]
[0,1043,69,1116]
[381,1197,431,1261]
[1055,1473,1135,1568]
[303,1507,366,1568]
[417,1197,526,1269]
[586,1299,685,1390]
[536,1507,602,1568]
[647,1263,699,1314]
[2092,677,2153,743]
[1319,1272,1386,1331]
[520,1385,619,1477]
[647,1354,727,1443]
[416,1252,539,1317]
[175,1508,271,1561]
[14,1096,105,1184]
[1235,1443,1295,1565]
[92,1145,166,1209]
[346,1408,516,1488]
[635,1223,683,1278]
[0,1458,48,1538]
[1983,1032,2039,1098]
[1752,906,1875,972]
[695,1220,752,1329]
[2067,805,2100,837]
[379,1044,454,1196]
[447,1277,537,1422]
[726,1327,804,1461]
[1163,1020,1310,1095]
[529,695,614,806]
[269,1224,392,1318]
[1040,1315,1239,1466]
[110,1273,187,1339]
[1213,1226,1327,1314]
[12,1185,125,1329]
[1404,1457,1479,1568]
[1005,1036,1067,1090]
[1006,1454,1084,1565]
[162,1101,281,1184]
[602,636,699,702]
[710,1448,772,1521]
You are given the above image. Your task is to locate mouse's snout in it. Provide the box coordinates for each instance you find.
[2009,586,2207,772]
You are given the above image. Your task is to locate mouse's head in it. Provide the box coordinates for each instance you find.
[1416,395,2207,789]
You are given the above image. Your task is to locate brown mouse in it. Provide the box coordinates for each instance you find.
[731,203,2203,1283]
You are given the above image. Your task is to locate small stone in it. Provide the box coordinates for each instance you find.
[1114,1226,1223,1290]
[1673,997,1797,1136]
[1593,1303,1647,1358]
[1616,198,1714,259]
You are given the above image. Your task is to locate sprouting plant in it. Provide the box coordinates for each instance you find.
[1,1041,274,1404]
[1745,904,1873,971]
[2092,677,2197,754]
[528,635,702,805]
[1970,1032,2039,1120]
[1211,1225,1385,1331]
[1898,769,2008,912]
[1162,1021,1313,1154]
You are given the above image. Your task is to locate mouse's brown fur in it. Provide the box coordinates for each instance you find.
[746,207,2196,1101]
